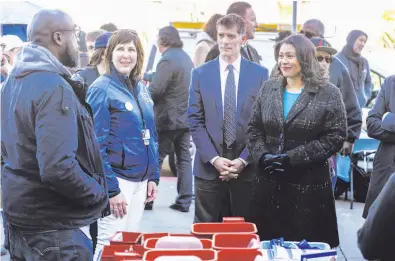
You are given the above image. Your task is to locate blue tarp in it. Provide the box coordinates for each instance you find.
[0,1,41,41]
[1,24,28,42]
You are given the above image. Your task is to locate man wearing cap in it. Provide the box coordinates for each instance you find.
[302,20,362,159]
[310,37,362,194]
[143,26,194,212]
[74,32,112,87]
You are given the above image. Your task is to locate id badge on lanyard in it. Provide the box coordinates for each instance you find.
[142,129,151,146]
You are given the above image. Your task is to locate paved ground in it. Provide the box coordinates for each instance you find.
[1,160,367,260]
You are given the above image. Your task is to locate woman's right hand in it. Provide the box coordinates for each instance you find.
[109,192,128,218]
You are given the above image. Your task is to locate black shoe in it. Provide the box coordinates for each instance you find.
[169,203,189,213]
[145,201,153,210]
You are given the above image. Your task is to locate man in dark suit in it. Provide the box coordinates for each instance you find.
[144,26,194,212]
[188,14,269,222]
[205,2,262,65]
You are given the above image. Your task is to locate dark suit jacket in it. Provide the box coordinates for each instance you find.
[358,172,395,261]
[147,47,194,131]
[188,57,269,180]
[205,43,262,65]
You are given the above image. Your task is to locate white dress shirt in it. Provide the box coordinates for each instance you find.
[210,55,248,167]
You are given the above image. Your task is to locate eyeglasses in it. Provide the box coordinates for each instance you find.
[55,25,81,38]
[316,56,332,63]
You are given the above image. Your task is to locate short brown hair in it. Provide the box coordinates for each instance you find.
[203,14,224,41]
[104,29,144,82]
[216,14,246,36]
[86,29,105,42]
[226,2,252,17]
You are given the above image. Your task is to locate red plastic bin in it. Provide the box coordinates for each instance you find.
[141,233,169,243]
[169,233,194,237]
[113,251,142,261]
[143,249,216,261]
[110,232,142,245]
[217,249,263,261]
[223,217,245,223]
[212,233,260,249]
[191,222,257,237]
[144,238,212,249]
[101,244,133,261]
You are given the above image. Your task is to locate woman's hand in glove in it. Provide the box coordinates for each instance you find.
[259,154,280,170]
[263,154,291,174]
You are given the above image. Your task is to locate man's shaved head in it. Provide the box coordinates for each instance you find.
[301,19,325,38]
[27,9,80,68]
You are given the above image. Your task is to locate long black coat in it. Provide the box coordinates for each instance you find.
[147,47,194,132]
[246,78,347,247]
[363,75,395,218]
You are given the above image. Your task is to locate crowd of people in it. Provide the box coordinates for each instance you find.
[0,1,394,261]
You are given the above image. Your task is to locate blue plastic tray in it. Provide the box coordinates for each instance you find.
[260,241,330,250]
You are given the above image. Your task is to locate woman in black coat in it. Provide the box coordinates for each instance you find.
[246,34,347,248]
[363,75,395,218]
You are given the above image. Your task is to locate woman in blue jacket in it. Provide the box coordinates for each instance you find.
[86,29,160,260]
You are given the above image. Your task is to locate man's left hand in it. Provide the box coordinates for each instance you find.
[145,181,157,203]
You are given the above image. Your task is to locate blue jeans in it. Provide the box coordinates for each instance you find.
[7,223,92,261]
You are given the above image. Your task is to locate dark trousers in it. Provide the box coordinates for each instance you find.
[89,222,97,254]
[158,129,193,208]
[7,224,92,261]
[194,176,253,223]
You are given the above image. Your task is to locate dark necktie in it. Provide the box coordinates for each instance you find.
[224,64,237,147]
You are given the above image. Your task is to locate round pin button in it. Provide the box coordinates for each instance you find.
[125,102,133,111]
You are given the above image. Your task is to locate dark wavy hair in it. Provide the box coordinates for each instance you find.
[273,34,328,86]
[203,14,224,41]
[104,29,144,83]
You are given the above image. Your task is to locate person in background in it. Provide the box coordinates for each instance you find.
[358,173,395,260]
[1,9,108,260]
[100,23,118,32]
[143,26,194,212]
[193,14,223,67]
[300,20,362,186]
[337,30,373,108]
[86,29,106,58]
[363,75,395,219]
[309,37,362,191]
[0,35,24,83]
[247,34,346,248]
[79,31,90,68]
[74,32,112,254]
[0,34,24,256]
[86,29,159,260]
[188,14,269,223]
[75,32,112,87]
[205,2,261,65]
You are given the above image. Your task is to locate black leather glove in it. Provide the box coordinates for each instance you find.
[263,154,291,174]
[259,153,280,170]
